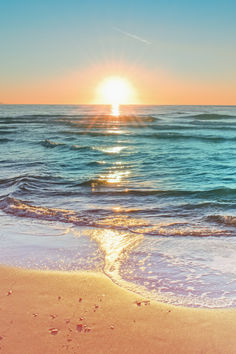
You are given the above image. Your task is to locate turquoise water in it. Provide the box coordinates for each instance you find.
[1,104,236,307]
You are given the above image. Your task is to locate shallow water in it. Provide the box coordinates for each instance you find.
[1,104,236,307]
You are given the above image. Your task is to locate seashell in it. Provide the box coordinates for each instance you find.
[49,328,59,335]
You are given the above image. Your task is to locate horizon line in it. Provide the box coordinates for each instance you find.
[1,103,236,106]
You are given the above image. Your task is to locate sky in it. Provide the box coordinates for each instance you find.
[0,0,236,104]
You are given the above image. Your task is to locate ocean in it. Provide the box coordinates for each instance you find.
[0,104,236,308]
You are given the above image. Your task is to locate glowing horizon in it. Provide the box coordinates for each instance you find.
[1,1,236,105]
[1,61,236,105]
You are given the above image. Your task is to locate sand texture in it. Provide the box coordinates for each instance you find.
[0,266,236,353]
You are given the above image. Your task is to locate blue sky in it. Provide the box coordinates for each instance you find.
[1,0,236,103]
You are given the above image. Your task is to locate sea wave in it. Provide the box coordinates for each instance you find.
[0,130,16,135]
[2,173,236,201]
[0,113,158,123]
[40,139,127,153]
[0,114,76,120]
[0,197,234,237]
[188,113,236,120]
[57,129,236,142]
[0,138,11,143]
[207,214,236,226]
[60,130,131,137]
[70,144,90,150]
[41,139,66,148]
[58,114,158,122]
[87,187,236,199]
[0,197,91,226]
[0,175,71,195]
[48,130,235,142]
[142,132,236,142]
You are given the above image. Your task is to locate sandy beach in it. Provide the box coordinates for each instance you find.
[0,266,235,354]
[2,0,236,350]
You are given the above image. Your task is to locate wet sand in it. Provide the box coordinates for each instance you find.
[0,266,236,354]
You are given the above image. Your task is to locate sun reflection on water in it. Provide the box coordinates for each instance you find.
[99,170,130,184]
[93,146,125,154]
[111,103,120,116]
[85,227,143,277]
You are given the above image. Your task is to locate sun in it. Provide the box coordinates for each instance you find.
[96,76,135,115]
[98,76,133,105]
[97,76,135,115]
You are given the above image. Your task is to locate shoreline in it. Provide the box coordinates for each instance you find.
[0,266,236,353]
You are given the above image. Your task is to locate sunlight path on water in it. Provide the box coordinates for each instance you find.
[111,103,120,116]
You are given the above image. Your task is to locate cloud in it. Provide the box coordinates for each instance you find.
[113,27,151,45]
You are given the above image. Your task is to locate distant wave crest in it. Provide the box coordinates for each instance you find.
[41,139,66,148]
[189,113,236,120]
[0,138,11,143]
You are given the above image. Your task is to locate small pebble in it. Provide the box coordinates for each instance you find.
[79,298,82,302]
[76,324,83,332]
[50,314,57,319]
[110,325,114,330]
[7,291,12,296]
[32,313,38,317]
[49,328,59,335]
[80,317,84,321]
[95,304,99,309]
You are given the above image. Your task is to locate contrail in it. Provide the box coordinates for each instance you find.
[113,27,151,45]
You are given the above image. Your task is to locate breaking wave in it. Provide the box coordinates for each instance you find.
[0,197,234,237]
[207,214,236,226]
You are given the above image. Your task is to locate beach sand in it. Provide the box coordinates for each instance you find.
[0,266,236,354]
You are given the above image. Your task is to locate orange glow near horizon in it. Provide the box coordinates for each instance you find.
[2,60,236,105]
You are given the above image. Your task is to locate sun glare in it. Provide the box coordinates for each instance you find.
[97,76,135,116]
